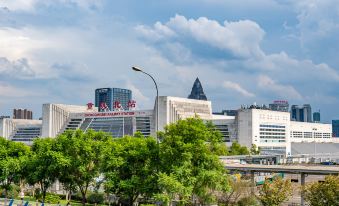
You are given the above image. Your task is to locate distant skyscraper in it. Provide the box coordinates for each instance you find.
[291,104,312,122]
[188,78,207,101]
[95,88,132,112]
[13,109,32,119]
[313,111,321,123]
[333,120,339,137]
[269,100,289,112]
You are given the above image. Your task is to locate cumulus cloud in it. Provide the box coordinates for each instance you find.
[258,75,302,100]
[223,81,255,97]
[0,57,35,78]
[285,0,339,66]
[136,14,265,59]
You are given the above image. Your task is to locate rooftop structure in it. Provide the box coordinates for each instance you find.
[188,78,207,101]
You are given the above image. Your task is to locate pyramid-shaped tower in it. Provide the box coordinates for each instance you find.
[188,78,207,101]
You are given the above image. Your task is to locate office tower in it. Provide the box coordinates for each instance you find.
[269,100,289,112]
[333,120,339,137]
[13,109,33,119]
[188,77,207,101]
[290,104,312,122]
[313,111,321,123]
[95,88,132,112]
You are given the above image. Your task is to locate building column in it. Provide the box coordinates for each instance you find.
[251,171,255,195]
[301,173,306,206]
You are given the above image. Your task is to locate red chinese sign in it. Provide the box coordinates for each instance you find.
[128,100,136,109]
[87,102,94,110]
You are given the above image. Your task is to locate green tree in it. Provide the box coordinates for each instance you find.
[250,144,260,155]
[258,177,292,206]
[229,142,250,155]
[158,117,230,205]
[0,138,30,198]
[217,178,252,206]
[304,175,339,206]
[102,134,158,206]
[25,138,69,202]
[56,130,109,205]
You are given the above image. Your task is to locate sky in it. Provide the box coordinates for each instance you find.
[0,0,338,123]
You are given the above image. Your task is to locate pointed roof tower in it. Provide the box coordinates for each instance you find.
[188,77,207,101]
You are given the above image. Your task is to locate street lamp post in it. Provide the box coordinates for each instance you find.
[132,66,159,142]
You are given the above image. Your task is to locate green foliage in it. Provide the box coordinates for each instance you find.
[44,193,61,204]
[87,192,105,204]
[217,178,251,205]
[55,129,110,205]
[0,137,30,197]
[229,142,250,155]
[25,138,69,202]
[103,134,158,205]
[158,117,230,205]
[1,184,20,198]
[258,177,292,206]
[236,196,260,206]
[304,175,339,206]
[250,144,260,155]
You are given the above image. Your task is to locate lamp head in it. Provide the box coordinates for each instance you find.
[132,66,142,72]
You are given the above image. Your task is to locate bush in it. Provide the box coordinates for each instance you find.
[87,192,105,204]
[44,193,61,204]
[236,196,260,206]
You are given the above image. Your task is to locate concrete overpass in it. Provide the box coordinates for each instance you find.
[224,163,339,206]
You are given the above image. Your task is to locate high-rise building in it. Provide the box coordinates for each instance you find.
[269,100,289,112]
[13,109,33,119]
[188,77,207,101]
[95,88,132,112]
[333,120,339,137]
[291,104,312,122]
[313,111,321,123]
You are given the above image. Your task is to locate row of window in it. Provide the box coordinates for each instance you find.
[260,124,286,128]
[291,131,332,139]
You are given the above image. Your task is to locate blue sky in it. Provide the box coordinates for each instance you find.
[0,0,338,123]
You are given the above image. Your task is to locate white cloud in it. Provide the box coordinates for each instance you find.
[1,0,103,11]
[258,75,303,100]
[0,57,35,78]
[223,81,255,97]
[137,14,265,59]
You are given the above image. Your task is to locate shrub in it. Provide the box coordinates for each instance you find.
[237,196,260,206]
[87,192,105,204]
[44,193,61,204]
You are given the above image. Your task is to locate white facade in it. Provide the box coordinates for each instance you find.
[157,96,213,131]
[41,103,97,137]
[0,118,42,144]
[237,108,332,155]
[290,121,332,142]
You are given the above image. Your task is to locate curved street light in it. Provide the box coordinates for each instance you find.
[132,66,159,142]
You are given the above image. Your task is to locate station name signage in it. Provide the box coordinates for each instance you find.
[84,111,146,117]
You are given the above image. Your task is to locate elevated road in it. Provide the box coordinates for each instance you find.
[224,163,339,175]
[224,163,339,206]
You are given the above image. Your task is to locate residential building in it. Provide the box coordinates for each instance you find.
[13,109,32,119]
[95,88,132,112]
